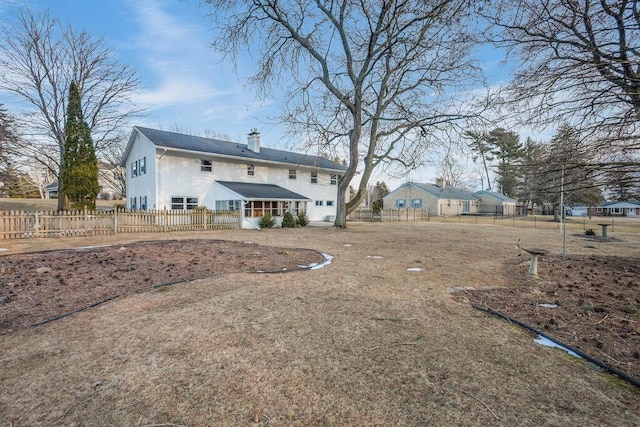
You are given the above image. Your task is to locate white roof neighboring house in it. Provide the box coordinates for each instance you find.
[121,127,347,228]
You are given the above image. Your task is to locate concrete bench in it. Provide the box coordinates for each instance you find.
[522,247,549,277]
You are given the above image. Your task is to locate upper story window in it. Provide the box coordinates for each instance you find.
[315,200,323,206]
[411,199,423,208]
[247,164,255,176]
[289,169,296,179]
[330,174,338,185]
[201,159,212,172]
[396,199,406,208]
[131,157,146,178]
[311,171,318,184]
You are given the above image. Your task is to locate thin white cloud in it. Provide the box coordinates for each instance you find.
[125,0,233,108]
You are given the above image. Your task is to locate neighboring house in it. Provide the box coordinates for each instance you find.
[121,126,347,228]
[383,180,480,216]
[565,205,588,217]
[44,162,124,201]
[474,191,517,216]
[591,201,640,217]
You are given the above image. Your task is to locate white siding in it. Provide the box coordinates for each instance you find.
[125,133,157,209]
[153,151,340,222]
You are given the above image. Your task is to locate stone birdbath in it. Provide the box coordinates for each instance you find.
[597,223,611,238]
[522,247,549,277]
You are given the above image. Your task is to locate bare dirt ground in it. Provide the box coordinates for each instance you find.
[0,240,326,334]
[453,252,640,380]
[1,222,639,426]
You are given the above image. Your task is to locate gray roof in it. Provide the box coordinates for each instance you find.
[217,181,311,200]
[474,190,516,203]
[600,201,640,207]
[132,126,347,172]
[410,182,479,201]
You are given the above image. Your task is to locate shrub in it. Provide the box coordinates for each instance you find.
[282,211,296,228]
[258,212,275,228]
[296,211,309,227]
[585,228,596,236]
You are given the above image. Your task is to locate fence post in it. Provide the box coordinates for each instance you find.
[114,208,118,235]
[163,208,168,233]
[34,211,39,238]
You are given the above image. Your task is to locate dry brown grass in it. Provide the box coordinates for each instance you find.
[1,221,639,426]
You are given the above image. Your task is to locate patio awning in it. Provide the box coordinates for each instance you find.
[216,181,311,201]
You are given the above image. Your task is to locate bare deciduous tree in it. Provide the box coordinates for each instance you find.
[0,10,141,209]
[204,0,484,227]
[486,0,640,166]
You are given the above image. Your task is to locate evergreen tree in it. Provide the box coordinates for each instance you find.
[0,104,17,167]
[536,125,602,218]
[61,82,99,210]
[516,137,545,215]
[464,130,494,192]
[486,128,524,198]
[370,181,390,212]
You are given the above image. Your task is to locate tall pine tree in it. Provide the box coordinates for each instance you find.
[61,82,99,210]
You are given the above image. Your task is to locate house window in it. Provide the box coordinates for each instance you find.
[311,172,318,184]
[140,157,146,175]
[597,207,603,213]
[131,161,138,177]
[315,200,324,206]
[611,207,623,214]
[330,174,338,185]
[326,201,334,207]
[130,196,137,209]
[244,200,289,217]
[201,159,212,172]
[215,200,241,211]
[411,199,422,208]
[247,164,255,176]
[289,169,296,179]
[171,197,198,210]
[396,199,406,208]
[140,196,147,210]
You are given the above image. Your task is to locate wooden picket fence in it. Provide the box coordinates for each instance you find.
[0,209,241,239]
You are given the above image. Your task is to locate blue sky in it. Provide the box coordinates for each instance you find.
[0,0,517,189]
[1,0,278,143]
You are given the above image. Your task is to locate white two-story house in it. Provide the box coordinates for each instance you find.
[121,126,347,228]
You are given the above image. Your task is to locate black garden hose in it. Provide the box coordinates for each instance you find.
[473,305,640,390]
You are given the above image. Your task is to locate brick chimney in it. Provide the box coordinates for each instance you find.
[247,128,260,153]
